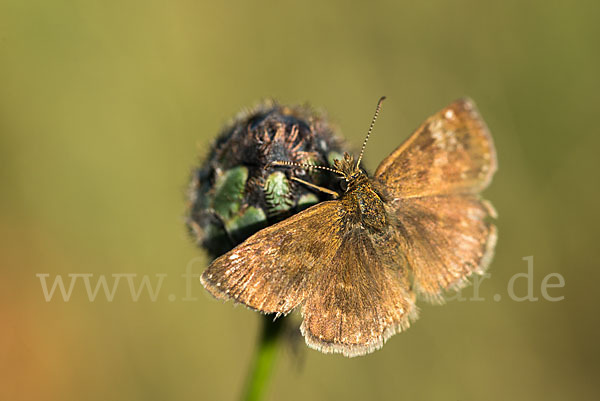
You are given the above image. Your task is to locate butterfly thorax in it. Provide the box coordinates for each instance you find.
[332,152,388,231]
[340,171,388,231]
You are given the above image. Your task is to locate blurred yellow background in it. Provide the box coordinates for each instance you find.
[1,1,598,400]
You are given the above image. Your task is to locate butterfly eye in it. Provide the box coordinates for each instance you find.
[339,179,348,192]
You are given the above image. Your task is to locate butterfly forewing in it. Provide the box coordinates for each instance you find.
[201,201,344,314]
[375,98,497,199]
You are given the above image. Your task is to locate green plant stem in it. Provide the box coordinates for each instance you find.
[241,315,285,401]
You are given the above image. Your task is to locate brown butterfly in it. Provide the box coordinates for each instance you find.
[201,97,497,357]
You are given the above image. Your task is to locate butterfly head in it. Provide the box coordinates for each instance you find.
[332,152,361,182]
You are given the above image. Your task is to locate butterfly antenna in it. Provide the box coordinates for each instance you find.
[356,96,386,169]
[267,160,344,176]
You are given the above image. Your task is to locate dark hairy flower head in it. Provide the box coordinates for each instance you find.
[187,100,351,258]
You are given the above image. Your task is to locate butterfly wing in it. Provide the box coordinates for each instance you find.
[388,195,497,301]
[202,199,418,356]
[375,99,497,301]
[300,228,417,357]
[201,201,344,315]
[375,98,497,199]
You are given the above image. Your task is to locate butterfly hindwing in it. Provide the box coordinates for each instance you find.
[300,228,417,357]
[388,192,496,302]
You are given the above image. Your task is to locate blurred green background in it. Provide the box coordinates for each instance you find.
[1,1,599,400]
